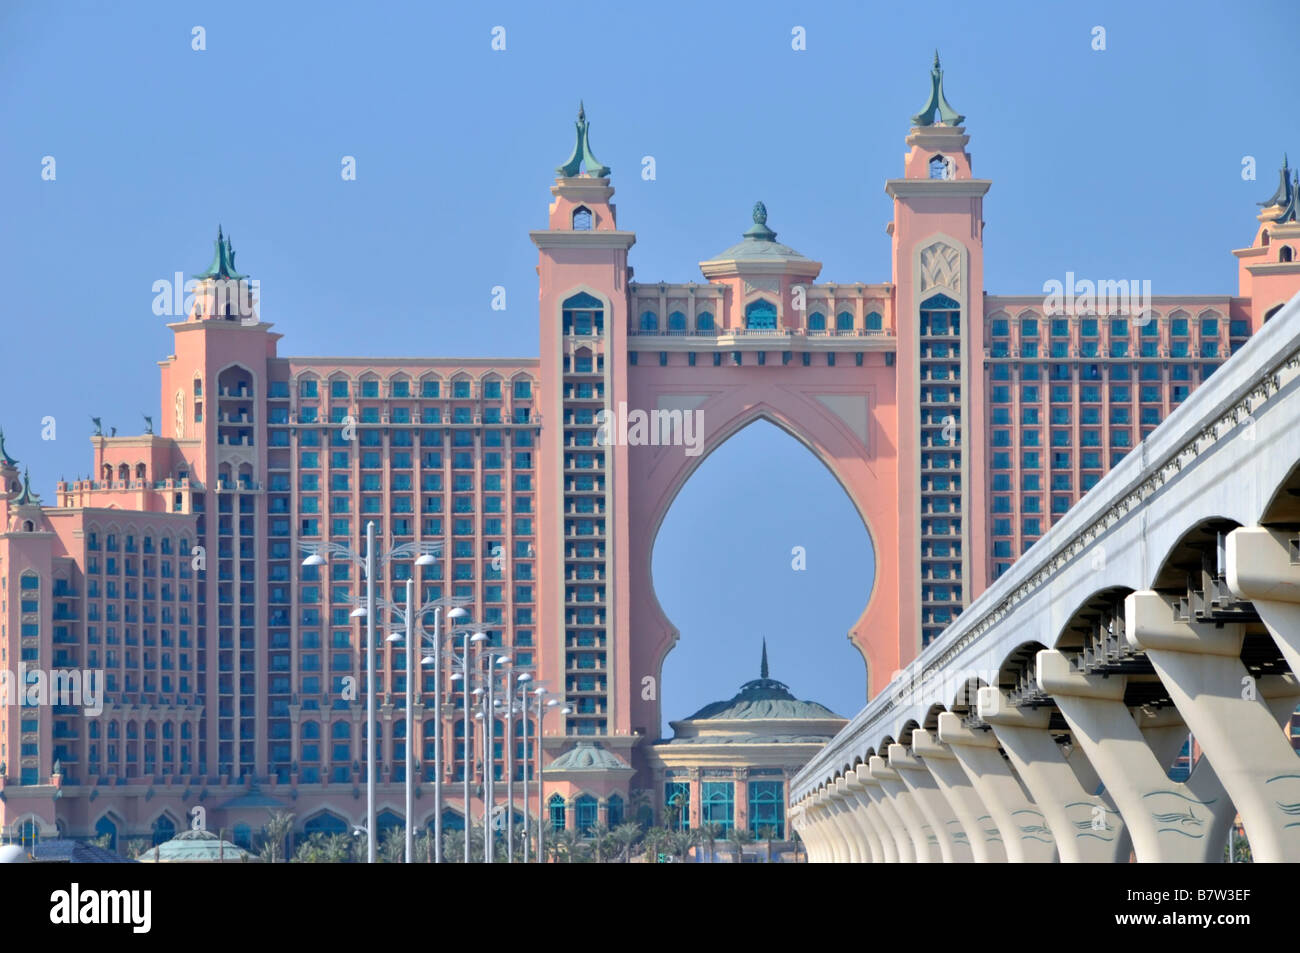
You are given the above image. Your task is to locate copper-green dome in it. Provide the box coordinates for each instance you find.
[703,201,813,264]
[544,741,630,772]
[683,640,842,722]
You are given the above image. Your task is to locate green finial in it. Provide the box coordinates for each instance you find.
[760,638,769,680]
[556,102,610,178]
[912,50,965,127]
[743,200,777,242]
[14,467,40,507]
[1259,155,1299,222]
[193,226,247,281]
[0,428,16,467]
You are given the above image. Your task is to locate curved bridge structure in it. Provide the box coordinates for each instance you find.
[792,293,1300,862]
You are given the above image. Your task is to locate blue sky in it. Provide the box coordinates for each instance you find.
[1,1,1295,731]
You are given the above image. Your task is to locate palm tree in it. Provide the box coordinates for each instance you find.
[259,810,296,863]
[124,838,149,860]
[640,826,667,863]
[756,824,778,863]
[379,826,405,863]
[698,822,722,863]
[610,822,641,863]
[666,828,695,864]
[588,822,611,863]
[725,825,753,862]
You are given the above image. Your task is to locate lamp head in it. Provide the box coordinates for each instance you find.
[469,632,488,643]
[349,606,367,619]
[420,655,435,667]
[546,699,558,707]
[301,553,326,567]
[385,632,403,643]
[414,553,437,567]
[518,673,533,683]
[447,607,468,620]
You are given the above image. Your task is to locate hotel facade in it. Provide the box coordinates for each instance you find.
[3,59,1298,849]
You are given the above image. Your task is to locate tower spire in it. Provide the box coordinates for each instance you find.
[556,101,611,178]
[760,638,769,680]
[911,50,965,127]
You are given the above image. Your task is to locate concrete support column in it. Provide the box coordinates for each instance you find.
[869,754,935,862]
[890,742,973,862]
[938,711,1057,862]
[977,687,1128,862]
[828,781,865,862]
[1128,589,1300,862]
[814,791,848,863]
[859,766,914,861]
[1037,648,1233,862]
[843,771,886,862]
[1229,526,1300,679]
[793,801,825,862]
[853,765,900,862]
[913,728,1005,862]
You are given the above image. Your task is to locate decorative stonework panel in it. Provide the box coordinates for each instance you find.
[743,278,781,295]
[919,241,961,295]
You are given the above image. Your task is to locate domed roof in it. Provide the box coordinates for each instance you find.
[682,640,842,723]
[544,741,631,773]
[702,201,814,264]
[136,829,254,863]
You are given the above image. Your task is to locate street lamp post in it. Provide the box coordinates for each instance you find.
[466,631,486,862]
[509,671,531,863]
[300,530,440,865]
[426,606,467,863]
[535,690,570,863]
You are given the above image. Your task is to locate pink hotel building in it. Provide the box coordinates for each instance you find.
[3,59,1299,849]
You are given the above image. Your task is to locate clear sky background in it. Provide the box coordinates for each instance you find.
[1,1,1295,734]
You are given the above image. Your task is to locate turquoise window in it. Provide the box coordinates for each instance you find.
[866,311,883,332]
[575,795,598,835]
[744,299,777,330]
[639,311,658,332]
[607,794,624,828]
[665,782,690,830]
[668,311,686,332]
[702,781,735,833]
[808,312,825,331]
[695,311,714,332]
[549,794,566,832]
[836,311,854,331]
[748,780,785,839]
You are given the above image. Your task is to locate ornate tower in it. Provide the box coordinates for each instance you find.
[887,54,992,650]
[531,106,638,755]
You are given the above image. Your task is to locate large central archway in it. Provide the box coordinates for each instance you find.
[623,361,900,743]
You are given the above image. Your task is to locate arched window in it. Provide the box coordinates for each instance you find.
[575,795,598,835]
[929,155,950,179]
[563,291,603,336]
[607,794,625,828]
[865,311,883,332]
[233,824,252,849]
[303,812,348,836]
[1261,230,1270,246]
[437,809,465,832]
[695,311,714,333]
[664,781,690,830]
[572,206,593,230]
[744,299,777,330]
[747,780,785,839]
[807,312,826,332]
[667,311,687,333]
[331,720,349,740]
[94,815,119,853]
[836,311,855,333]
[702,781,735,833]
[548,794,566,833]
[376,810,403,839]
[19,819,41,850]
[639,311,658,333]
[151,814,176,846]
[1282,246,1294,263]
[117,464,129,483]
